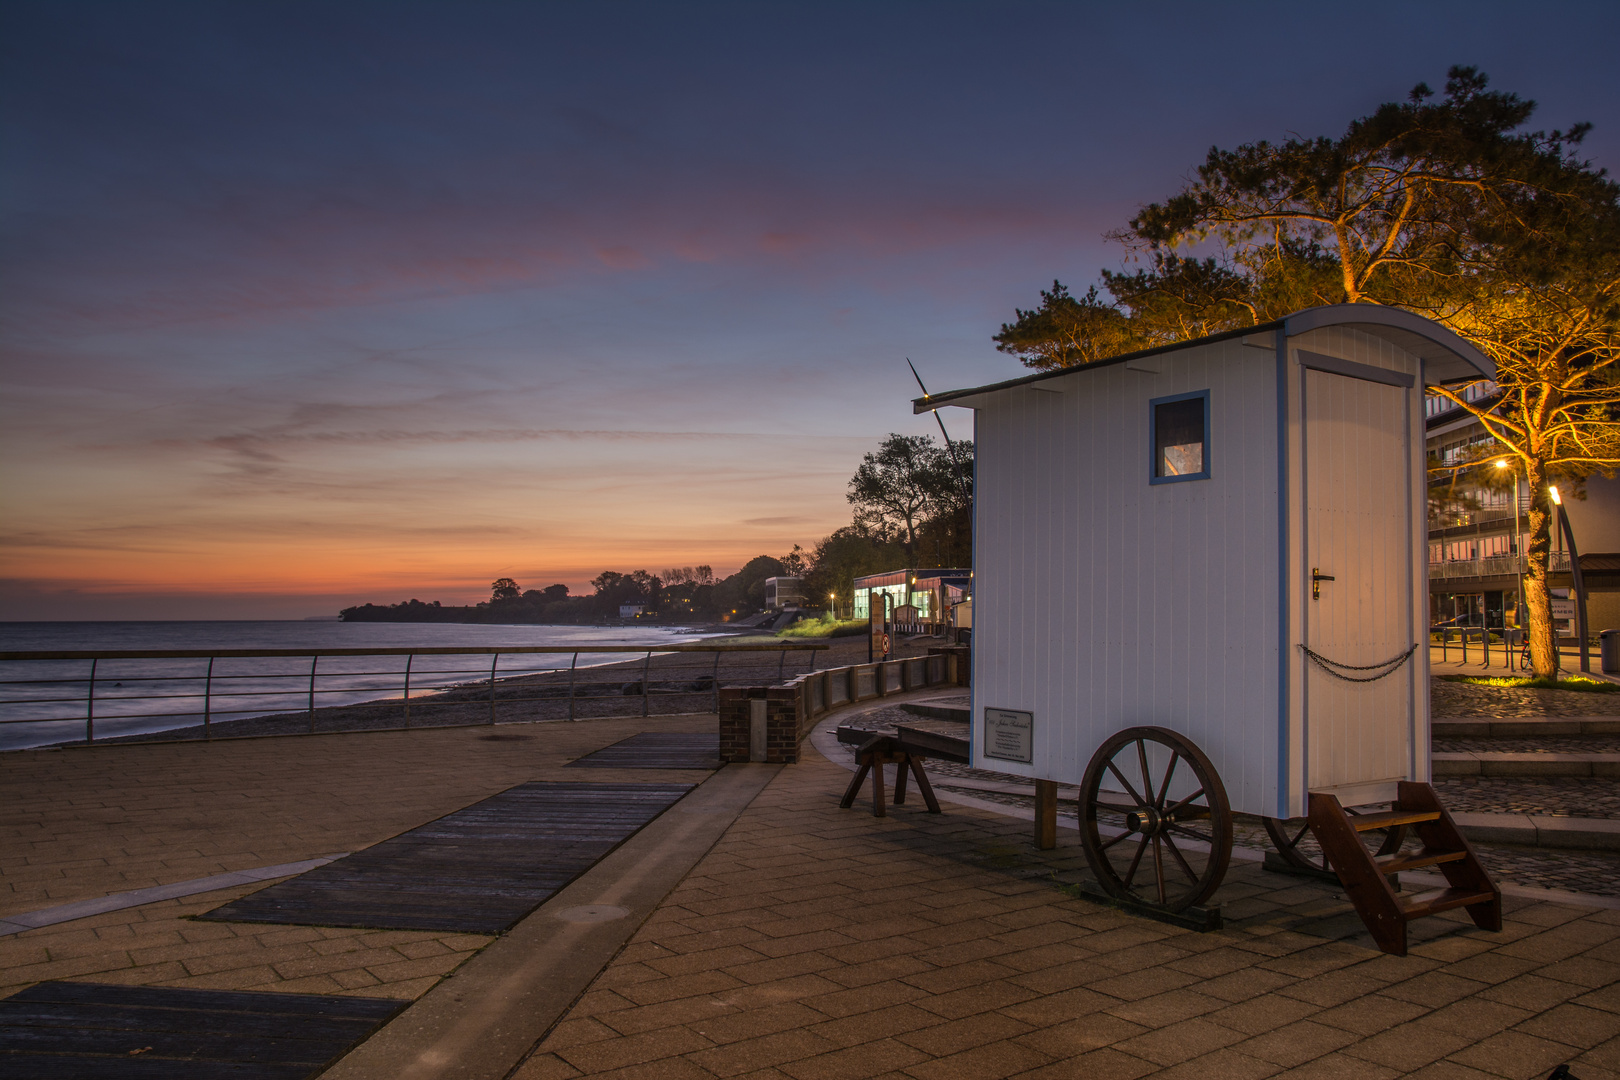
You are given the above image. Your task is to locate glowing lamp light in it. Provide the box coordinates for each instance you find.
[1495,459,1509,469]
[1550,486,1562,505]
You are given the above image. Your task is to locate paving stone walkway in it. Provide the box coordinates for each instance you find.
[0,714,718,1002]
[512,734,1620,1080]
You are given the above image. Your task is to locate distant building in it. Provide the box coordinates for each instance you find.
[618,604,645,619]
[763,576,804,610]
[853,569,970,627]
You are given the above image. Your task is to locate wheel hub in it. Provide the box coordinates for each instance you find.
[1126,806,1163,835]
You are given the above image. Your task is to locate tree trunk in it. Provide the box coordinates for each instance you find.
[1521,458,1559,678]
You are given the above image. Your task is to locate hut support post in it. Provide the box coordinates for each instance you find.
[1034,780,1057,850]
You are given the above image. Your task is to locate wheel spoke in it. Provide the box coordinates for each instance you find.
[1161,832,1200,884]
[1156,751,1181,807]
[1166,823,1213,845]
[1152,836,1166,904]
[1164,787,1207,817]
[1122,834,1150,887]
[1288,821,1311,849]
[1135,740,1153,805]
[1105,760,1147,807]
[1098,829,1134,852]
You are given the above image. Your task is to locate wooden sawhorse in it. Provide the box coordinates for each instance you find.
[838,734,940,817]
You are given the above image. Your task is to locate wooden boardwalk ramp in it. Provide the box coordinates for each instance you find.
[201,781,694,933]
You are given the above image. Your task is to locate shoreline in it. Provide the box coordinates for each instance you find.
[33,633,952,748]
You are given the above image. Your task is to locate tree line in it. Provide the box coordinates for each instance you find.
[339,431,973,625]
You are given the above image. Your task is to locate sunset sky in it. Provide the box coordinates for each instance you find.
[4,1,1618,619]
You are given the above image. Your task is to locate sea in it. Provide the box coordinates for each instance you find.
[0,621,725,752]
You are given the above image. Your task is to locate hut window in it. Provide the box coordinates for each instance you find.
[1150,391,1209,483]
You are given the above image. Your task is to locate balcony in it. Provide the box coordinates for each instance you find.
[1426,504,1523,530]
[1429,552,1572,581]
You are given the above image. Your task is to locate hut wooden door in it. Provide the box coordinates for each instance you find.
[1302,366,1416,796]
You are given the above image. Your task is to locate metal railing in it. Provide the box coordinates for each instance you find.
[1427,505,1521,530]
[0,643,826,750]
[1430,626,1524,670]
[1428,552,1572,580]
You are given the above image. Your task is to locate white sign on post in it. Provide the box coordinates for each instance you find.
[1551,598,1576,621]
[983,708,1033,763]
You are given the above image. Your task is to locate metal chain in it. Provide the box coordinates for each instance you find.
[1297,643,1420,683]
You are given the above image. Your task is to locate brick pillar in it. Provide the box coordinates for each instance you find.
[717,688,753,762]
[765,686,801,764]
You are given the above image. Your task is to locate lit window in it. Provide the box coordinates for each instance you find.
[1150,391,1210,484]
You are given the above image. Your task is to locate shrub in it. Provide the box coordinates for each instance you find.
[1440,675,1620,693]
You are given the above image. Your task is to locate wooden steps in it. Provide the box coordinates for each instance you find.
[1308,781,1500,956]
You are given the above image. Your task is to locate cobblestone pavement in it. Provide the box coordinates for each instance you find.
[514,732,1620,1080]
[1436,778,1620,819]
[1435,736,1620,753]
[1432,675,1620,718]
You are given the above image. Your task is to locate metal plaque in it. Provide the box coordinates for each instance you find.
[982,707,1033,763]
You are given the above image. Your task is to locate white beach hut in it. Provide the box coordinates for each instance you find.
[915,305,1498,933]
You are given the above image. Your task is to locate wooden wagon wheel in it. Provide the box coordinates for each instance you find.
[1262,812,1406,874]
[1079,726,1232,912]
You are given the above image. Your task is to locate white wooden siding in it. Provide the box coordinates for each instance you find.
[970,325,1429,820]
[970,338,1282,816]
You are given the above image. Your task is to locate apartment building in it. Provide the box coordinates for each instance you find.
[1427,384,1620,636]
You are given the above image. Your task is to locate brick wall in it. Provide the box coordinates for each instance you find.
[717,687,805,764]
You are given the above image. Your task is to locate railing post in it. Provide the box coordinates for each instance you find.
[203,656,214,740]
[402,653,413,728]
[712,651,722,714]
[1482,628,1490,670]
[808,647,819,673]
[777,648,787,683]
[489,652,500,724]
[641,651,652,717]
[307,655,319,734]
[86,657,97,744]
[1461,631,1468,665]
[568,652,578,721]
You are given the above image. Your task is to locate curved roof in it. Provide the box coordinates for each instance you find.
[913,304,1495,414]
[1283,304,1494,385]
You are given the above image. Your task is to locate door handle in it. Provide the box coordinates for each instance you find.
[1312,568,1335,600]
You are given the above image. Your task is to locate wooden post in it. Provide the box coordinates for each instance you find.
[712,651,723,713]
[1034,780,1057,849]
[203,656,214,740]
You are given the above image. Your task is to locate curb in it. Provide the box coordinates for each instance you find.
[1432,751,1620,777]
[1454,811,1620,851]
[1435,716,1620,736]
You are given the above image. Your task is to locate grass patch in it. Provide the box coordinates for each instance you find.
[777,614,869,639]
[1440,674,1620,692]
